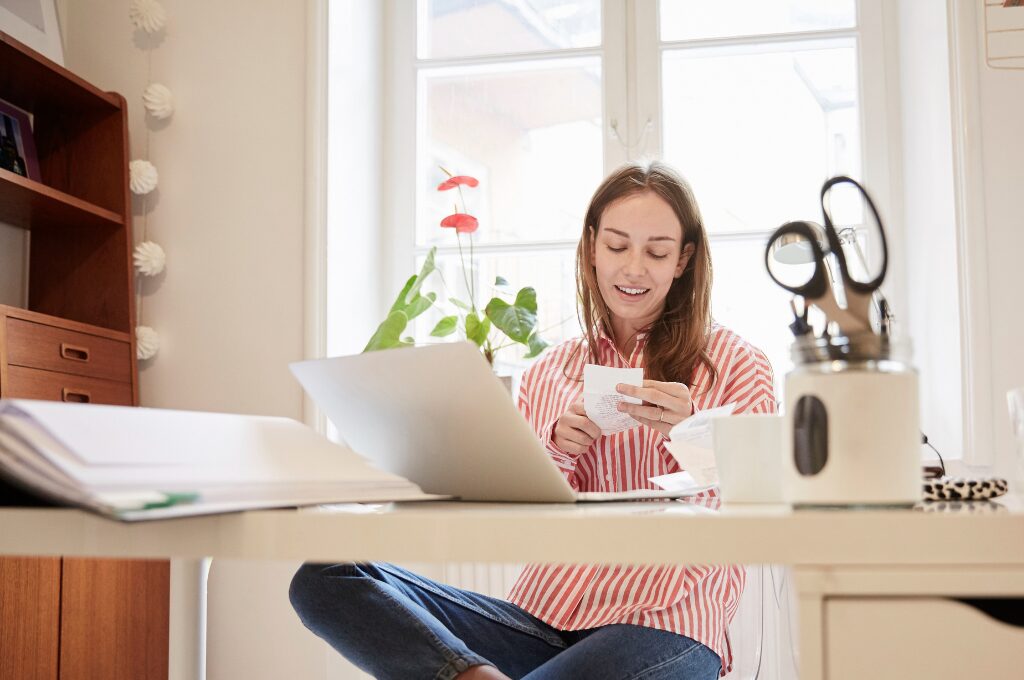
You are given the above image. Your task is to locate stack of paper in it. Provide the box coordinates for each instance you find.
[0,399,437,521]
[662,403,737,485]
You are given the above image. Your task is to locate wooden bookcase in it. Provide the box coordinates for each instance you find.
[0,31,168,680]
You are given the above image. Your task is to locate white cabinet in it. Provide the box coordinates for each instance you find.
[826,597,1024,679]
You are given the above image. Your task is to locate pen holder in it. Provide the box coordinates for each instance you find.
[782,334,921,506]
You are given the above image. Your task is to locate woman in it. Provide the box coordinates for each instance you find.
[290,161,776,679]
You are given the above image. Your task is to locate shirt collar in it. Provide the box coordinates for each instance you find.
[594,323,649,357]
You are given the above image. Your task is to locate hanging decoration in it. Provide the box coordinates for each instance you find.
[142,83,175,119]
[129,159,158,195]
[130,1,173,362]
[129,0,167,34]
[135,325,161,360]
[133,241,166,276]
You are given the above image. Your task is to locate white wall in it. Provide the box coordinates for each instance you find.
[62,0,307,420]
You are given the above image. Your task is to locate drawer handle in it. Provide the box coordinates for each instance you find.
[60,343,90,362]
[61,388,91,404]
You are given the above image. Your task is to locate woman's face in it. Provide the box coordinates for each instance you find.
[591,190,694,334]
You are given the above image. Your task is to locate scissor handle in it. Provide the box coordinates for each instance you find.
[764,220,832,298]
[820,175,888,294]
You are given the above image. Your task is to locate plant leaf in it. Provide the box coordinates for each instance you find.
[388,274,418,315]
[449,297,473,312]
[513,286,538,314]
[485,295,537,344]
[405,291,436,321]
[494,276,509,287]
[465,312,491,347]
[415,247,437,295]
[390,248,437,313]
[524,331,550,359]
[430,315,458,337]
[363,310,409,352]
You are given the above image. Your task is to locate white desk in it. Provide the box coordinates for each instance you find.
[3,498,1024,679]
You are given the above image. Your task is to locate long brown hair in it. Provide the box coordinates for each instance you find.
[568,161,717,390]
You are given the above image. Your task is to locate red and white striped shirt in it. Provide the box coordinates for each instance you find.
[507,323,776,675]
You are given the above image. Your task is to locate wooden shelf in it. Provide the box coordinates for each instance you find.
[0,168,123,231]
[0,32,121,116]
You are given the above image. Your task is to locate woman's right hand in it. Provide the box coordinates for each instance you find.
[552,396,602,455]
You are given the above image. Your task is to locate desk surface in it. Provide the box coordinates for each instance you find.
[2,496,1023,565]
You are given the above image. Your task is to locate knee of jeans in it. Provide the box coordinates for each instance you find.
[289,562,371,617]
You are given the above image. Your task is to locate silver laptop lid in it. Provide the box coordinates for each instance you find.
[290,343,576,502]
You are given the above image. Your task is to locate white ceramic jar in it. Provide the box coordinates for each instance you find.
[782,334,922,506]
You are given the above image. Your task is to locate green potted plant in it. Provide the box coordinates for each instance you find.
[364,170,549,365]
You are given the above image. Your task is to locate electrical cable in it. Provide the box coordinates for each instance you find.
[921,431,946,477]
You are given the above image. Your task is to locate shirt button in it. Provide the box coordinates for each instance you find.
[606,474,613,482]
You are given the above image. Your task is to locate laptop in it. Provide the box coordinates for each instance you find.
[290,342,711,503]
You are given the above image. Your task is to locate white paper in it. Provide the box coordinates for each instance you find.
[648,471,705,493]
[662,403,738,486]
[0,399,437,520]
[667,403,737,449]
[662,442,719,486]
[583,364,643,435]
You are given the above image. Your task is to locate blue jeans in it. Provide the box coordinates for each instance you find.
[289,562,722,680]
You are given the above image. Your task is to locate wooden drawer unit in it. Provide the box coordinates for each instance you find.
[0,306,136,406]
[6,317,131,383]
[6,366,133,405]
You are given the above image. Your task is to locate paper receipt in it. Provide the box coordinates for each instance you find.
[583,364,644,435]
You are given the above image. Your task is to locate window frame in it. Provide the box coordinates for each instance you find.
[385,0,896,307]
[381,0,909,400]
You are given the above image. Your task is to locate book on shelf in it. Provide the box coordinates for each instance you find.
[0,399,440,521]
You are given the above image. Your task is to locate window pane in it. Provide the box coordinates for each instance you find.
[662,41,860,235]
[413,250,581,367]
[709,237,802,395]
[419,0,601,60]
[419,59,603,246]
[660,0,855,42]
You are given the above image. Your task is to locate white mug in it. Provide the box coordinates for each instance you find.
[711,414,784,504]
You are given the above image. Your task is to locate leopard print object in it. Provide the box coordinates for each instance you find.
[922,476,1009,502]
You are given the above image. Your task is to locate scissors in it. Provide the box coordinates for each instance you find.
[764,176,889,337]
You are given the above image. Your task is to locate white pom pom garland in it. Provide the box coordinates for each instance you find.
[133,241,166,276]
[142,83,175,120]
[136,325,160,360]
[129,0,167,34]
[129,159,158,195]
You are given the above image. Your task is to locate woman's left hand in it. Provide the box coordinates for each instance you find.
[616,380,693,437]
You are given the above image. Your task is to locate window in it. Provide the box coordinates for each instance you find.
[383,0,891,387]
[654,0,869,381]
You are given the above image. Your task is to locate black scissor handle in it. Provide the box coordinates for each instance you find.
[820,175,888,294]
[764,220,832,299]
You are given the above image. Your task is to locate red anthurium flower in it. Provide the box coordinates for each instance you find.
[440,213,479,233]
[437,175,480,191]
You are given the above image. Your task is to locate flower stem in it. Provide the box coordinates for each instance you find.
[456,184,476,307]
[456,232,476,311]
